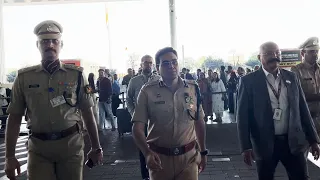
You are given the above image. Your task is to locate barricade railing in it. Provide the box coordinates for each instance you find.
[0,96,28,136]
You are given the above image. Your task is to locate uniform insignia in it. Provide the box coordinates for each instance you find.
[154,101,165,104]
[313,40,318,45]
[156,93,161,98]
[46,24,53,32]
[184,92,193,103]
[29,84,40,88]
[84,85,92,94]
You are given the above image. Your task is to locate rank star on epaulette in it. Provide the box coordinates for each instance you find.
[84,85,92,94]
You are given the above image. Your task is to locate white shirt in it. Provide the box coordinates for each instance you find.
[262,67,289,135]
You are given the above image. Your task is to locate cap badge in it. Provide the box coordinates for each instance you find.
[46,24,54,32]
[313,40,318,45]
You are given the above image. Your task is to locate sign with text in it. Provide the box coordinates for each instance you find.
[280,49,302,67]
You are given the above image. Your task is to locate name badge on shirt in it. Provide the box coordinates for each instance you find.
[273,108,282,121]
[50,95,66,108]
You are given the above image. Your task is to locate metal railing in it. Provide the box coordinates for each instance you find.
[0,96,28,136]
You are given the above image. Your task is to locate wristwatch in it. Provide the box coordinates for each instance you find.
[94,148,103,154]
[200,149,209,156]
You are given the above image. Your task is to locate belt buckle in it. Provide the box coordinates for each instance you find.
[173,147,180,155]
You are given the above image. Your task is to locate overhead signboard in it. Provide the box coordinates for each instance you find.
[280,49,302,67]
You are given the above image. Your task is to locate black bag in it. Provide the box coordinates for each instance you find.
[116,92,132,136]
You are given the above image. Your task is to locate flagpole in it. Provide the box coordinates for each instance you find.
[105,5,112,69]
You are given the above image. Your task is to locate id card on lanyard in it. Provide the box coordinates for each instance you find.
[266,79,282,121]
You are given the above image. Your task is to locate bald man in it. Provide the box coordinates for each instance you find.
[237,42,320,180]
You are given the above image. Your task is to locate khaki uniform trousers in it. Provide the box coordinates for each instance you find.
[27,132,84,180]
[149,149,201,180]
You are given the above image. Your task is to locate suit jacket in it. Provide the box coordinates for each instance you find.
[237,68,320,160]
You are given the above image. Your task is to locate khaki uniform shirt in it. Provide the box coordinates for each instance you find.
[127,74,161,115]
[131,77,205,148]
[7,63,94,133]
[291,62,320,114]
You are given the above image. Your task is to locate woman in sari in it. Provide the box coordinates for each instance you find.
[197,72,212,122]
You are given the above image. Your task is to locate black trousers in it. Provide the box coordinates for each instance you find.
[139,125,149,179]
[256,135,309,180]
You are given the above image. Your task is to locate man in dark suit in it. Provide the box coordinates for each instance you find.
[237,41,320,180]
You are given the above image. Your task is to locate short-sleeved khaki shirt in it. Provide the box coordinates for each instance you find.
[7,63,94,133]
[131,77,205,148]
[291,62,320,113]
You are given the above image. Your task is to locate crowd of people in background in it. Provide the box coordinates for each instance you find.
[85,63,262,129]
[179,65,260,122]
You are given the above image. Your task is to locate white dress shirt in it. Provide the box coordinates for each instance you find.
[262,67,289,135]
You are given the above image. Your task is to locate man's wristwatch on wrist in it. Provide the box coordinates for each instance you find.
[200,149,209,156]
[92,148,103,154]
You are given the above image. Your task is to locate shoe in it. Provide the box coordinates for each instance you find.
[143,178,150,180]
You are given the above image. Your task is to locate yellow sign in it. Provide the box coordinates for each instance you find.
[279,61,302,67]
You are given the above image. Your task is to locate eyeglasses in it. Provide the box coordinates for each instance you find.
[142,61,153,65]
[160,59,178,67]
[40,39,60,45]
[260,51,281,57]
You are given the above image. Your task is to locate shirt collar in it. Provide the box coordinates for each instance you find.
[35,61,67,72]
[262,66,280,78]
[302,61,320,70]
[159,76,183,88]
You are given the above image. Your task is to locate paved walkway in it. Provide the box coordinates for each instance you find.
[3,112,320,180]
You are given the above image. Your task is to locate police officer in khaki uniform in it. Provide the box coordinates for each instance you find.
[132,47,208,180]
[291,37,320,134]
[4,20,103,180]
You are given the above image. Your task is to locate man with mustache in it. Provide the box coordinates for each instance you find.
[291,37,320,136]
[127,55,160,180]
[4,20,103,180]
[132,47,207,180]
[237,41,320,180]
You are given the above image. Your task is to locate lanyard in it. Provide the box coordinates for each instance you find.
[266,80,281,101]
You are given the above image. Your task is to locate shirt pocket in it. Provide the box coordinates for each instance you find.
[148,99,172,122]
[24,89,43,107]
[58,85,78,107]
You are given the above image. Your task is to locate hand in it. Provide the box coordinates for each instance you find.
[5,157,21,180]
[106,98,112,104]
[242,149,255,166]
[87,148,103,166]
[145,150,162,171]
[198,155,207,173]
[311,143,320,160]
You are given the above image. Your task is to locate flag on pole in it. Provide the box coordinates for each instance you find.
[105,5,109,25]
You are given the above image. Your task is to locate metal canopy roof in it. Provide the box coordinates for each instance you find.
[2,0,139,6]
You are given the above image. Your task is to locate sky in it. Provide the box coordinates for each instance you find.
[2,0,320,73]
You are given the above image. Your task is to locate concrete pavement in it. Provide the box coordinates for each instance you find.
[2,112,320,180]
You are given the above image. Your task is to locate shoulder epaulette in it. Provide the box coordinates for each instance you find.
[63,64,83,72]
[183,79,197,85]
[18,65,39,74]
[145,79,159,87]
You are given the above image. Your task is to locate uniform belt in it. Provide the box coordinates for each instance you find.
[148,140,196,156]
[30,124,79,141]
